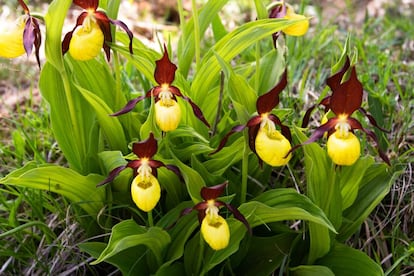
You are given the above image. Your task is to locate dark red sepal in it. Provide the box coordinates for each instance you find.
[155,45,177,85]
[74,0,98,10]
[326,57,350,93]
[223,202,252,235]
[132,133,157,159]
[330,66,363,116]
[109,19,134,54]
[200,181,228,201]
[268,3,286,47]
[23,16,42,67]
[301,96,331,128]
[256,69,287,114]
[358,107,390,133]
[62,12,88,55]
[18,0,29,12]
[94,11,112,60]
[268,113,292,142]
[174,88,210,128]
[111,95,147,116]
[165,165,183,182]
[210,124,246,155]
[97,165,127,187]
[347,118,390,165]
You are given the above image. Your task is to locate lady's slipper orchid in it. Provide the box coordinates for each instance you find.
[62,0,133,61]
[295,57,390,166]
[212,70,292,167]
[112,45,210,132]
[181,182,251,250]
[97,133,181,212]
[0,0,41,67]
[269,1,309,46]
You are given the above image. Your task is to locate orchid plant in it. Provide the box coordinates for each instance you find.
[0,0,399,275]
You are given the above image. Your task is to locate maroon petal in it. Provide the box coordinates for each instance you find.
[256,69,287,114]
[165,165,183,182]
[222,201,252,234]
[330,66,363,116]
[74,0,98,10]
[268,113,292,142]
[109,19,134,54]
[268,3,286,47]
[288,118,338,156]
[110,95,147,116]
[95,11,112,60]
[132,133,158,159]
[358,107,390,133]
[301,96,331,128]
[193,202,209,223]
[200,181,228,201]
[96,165,127,187]
[23,17,42,67]
[154,44,177,85]
[170,86,210,128]
[18,0,29,12]
[348,118,390,165]
[210,124,246,155]
[62,12,88,55]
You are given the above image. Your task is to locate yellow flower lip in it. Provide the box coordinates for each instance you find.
[69,19,104,61]
[201,214,230,250]
[255,127,292,166]
[327,130,360,166]
[0,18,26,59]
[131,173,161,212]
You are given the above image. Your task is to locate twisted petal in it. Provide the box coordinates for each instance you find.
[110,95,147,116]
[256,69,287,114]
[210,124,246,155]
[109,18,134,55]
[169,86,210,128]
[23,16,41,67]
[97,165,127,187]
[301,96,331,128]
[222,201,252,234]
[268,113,292,142]
[358,107,390,133]
[62,12,88,55]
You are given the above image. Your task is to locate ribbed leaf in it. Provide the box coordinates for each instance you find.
[92,220,171,266]
[0,162,105,217]
[316,243,384,275]
[239,189,336,232]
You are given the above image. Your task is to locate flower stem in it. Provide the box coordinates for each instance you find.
[191,0,201,72]
[148,210,154,227]
[196,233,205,275]
[240,142,249,204]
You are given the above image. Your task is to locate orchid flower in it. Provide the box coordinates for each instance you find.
[0,0,41,67]
[97,133,181,212]
[269,1,309,46]
[212,70,292,167]
[181,182,251,250]
[112,45,210,132]
[295,57,390,166]
[62,0,133,61]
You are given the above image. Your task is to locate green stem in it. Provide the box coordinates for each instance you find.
[196,233,205,275]
[255,41,261,91]
[148,210,154,227]
[112,51,122,110]
[191,0,201,72]
[240,142,249,204]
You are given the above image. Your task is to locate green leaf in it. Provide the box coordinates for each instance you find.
[338,164,397,241]
[44,0,71,71]
[75,84,127,152]
[92,220,171,266]
[316,243,384,275]
[338,156,374,210]
[0,162,105,217]
[239,189,336,232]
[215,52,257,119]
[235,232,297,275]
[290,265,335,276]
[80,241,150,275]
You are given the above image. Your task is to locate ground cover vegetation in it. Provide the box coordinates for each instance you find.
[0,0,413,274]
